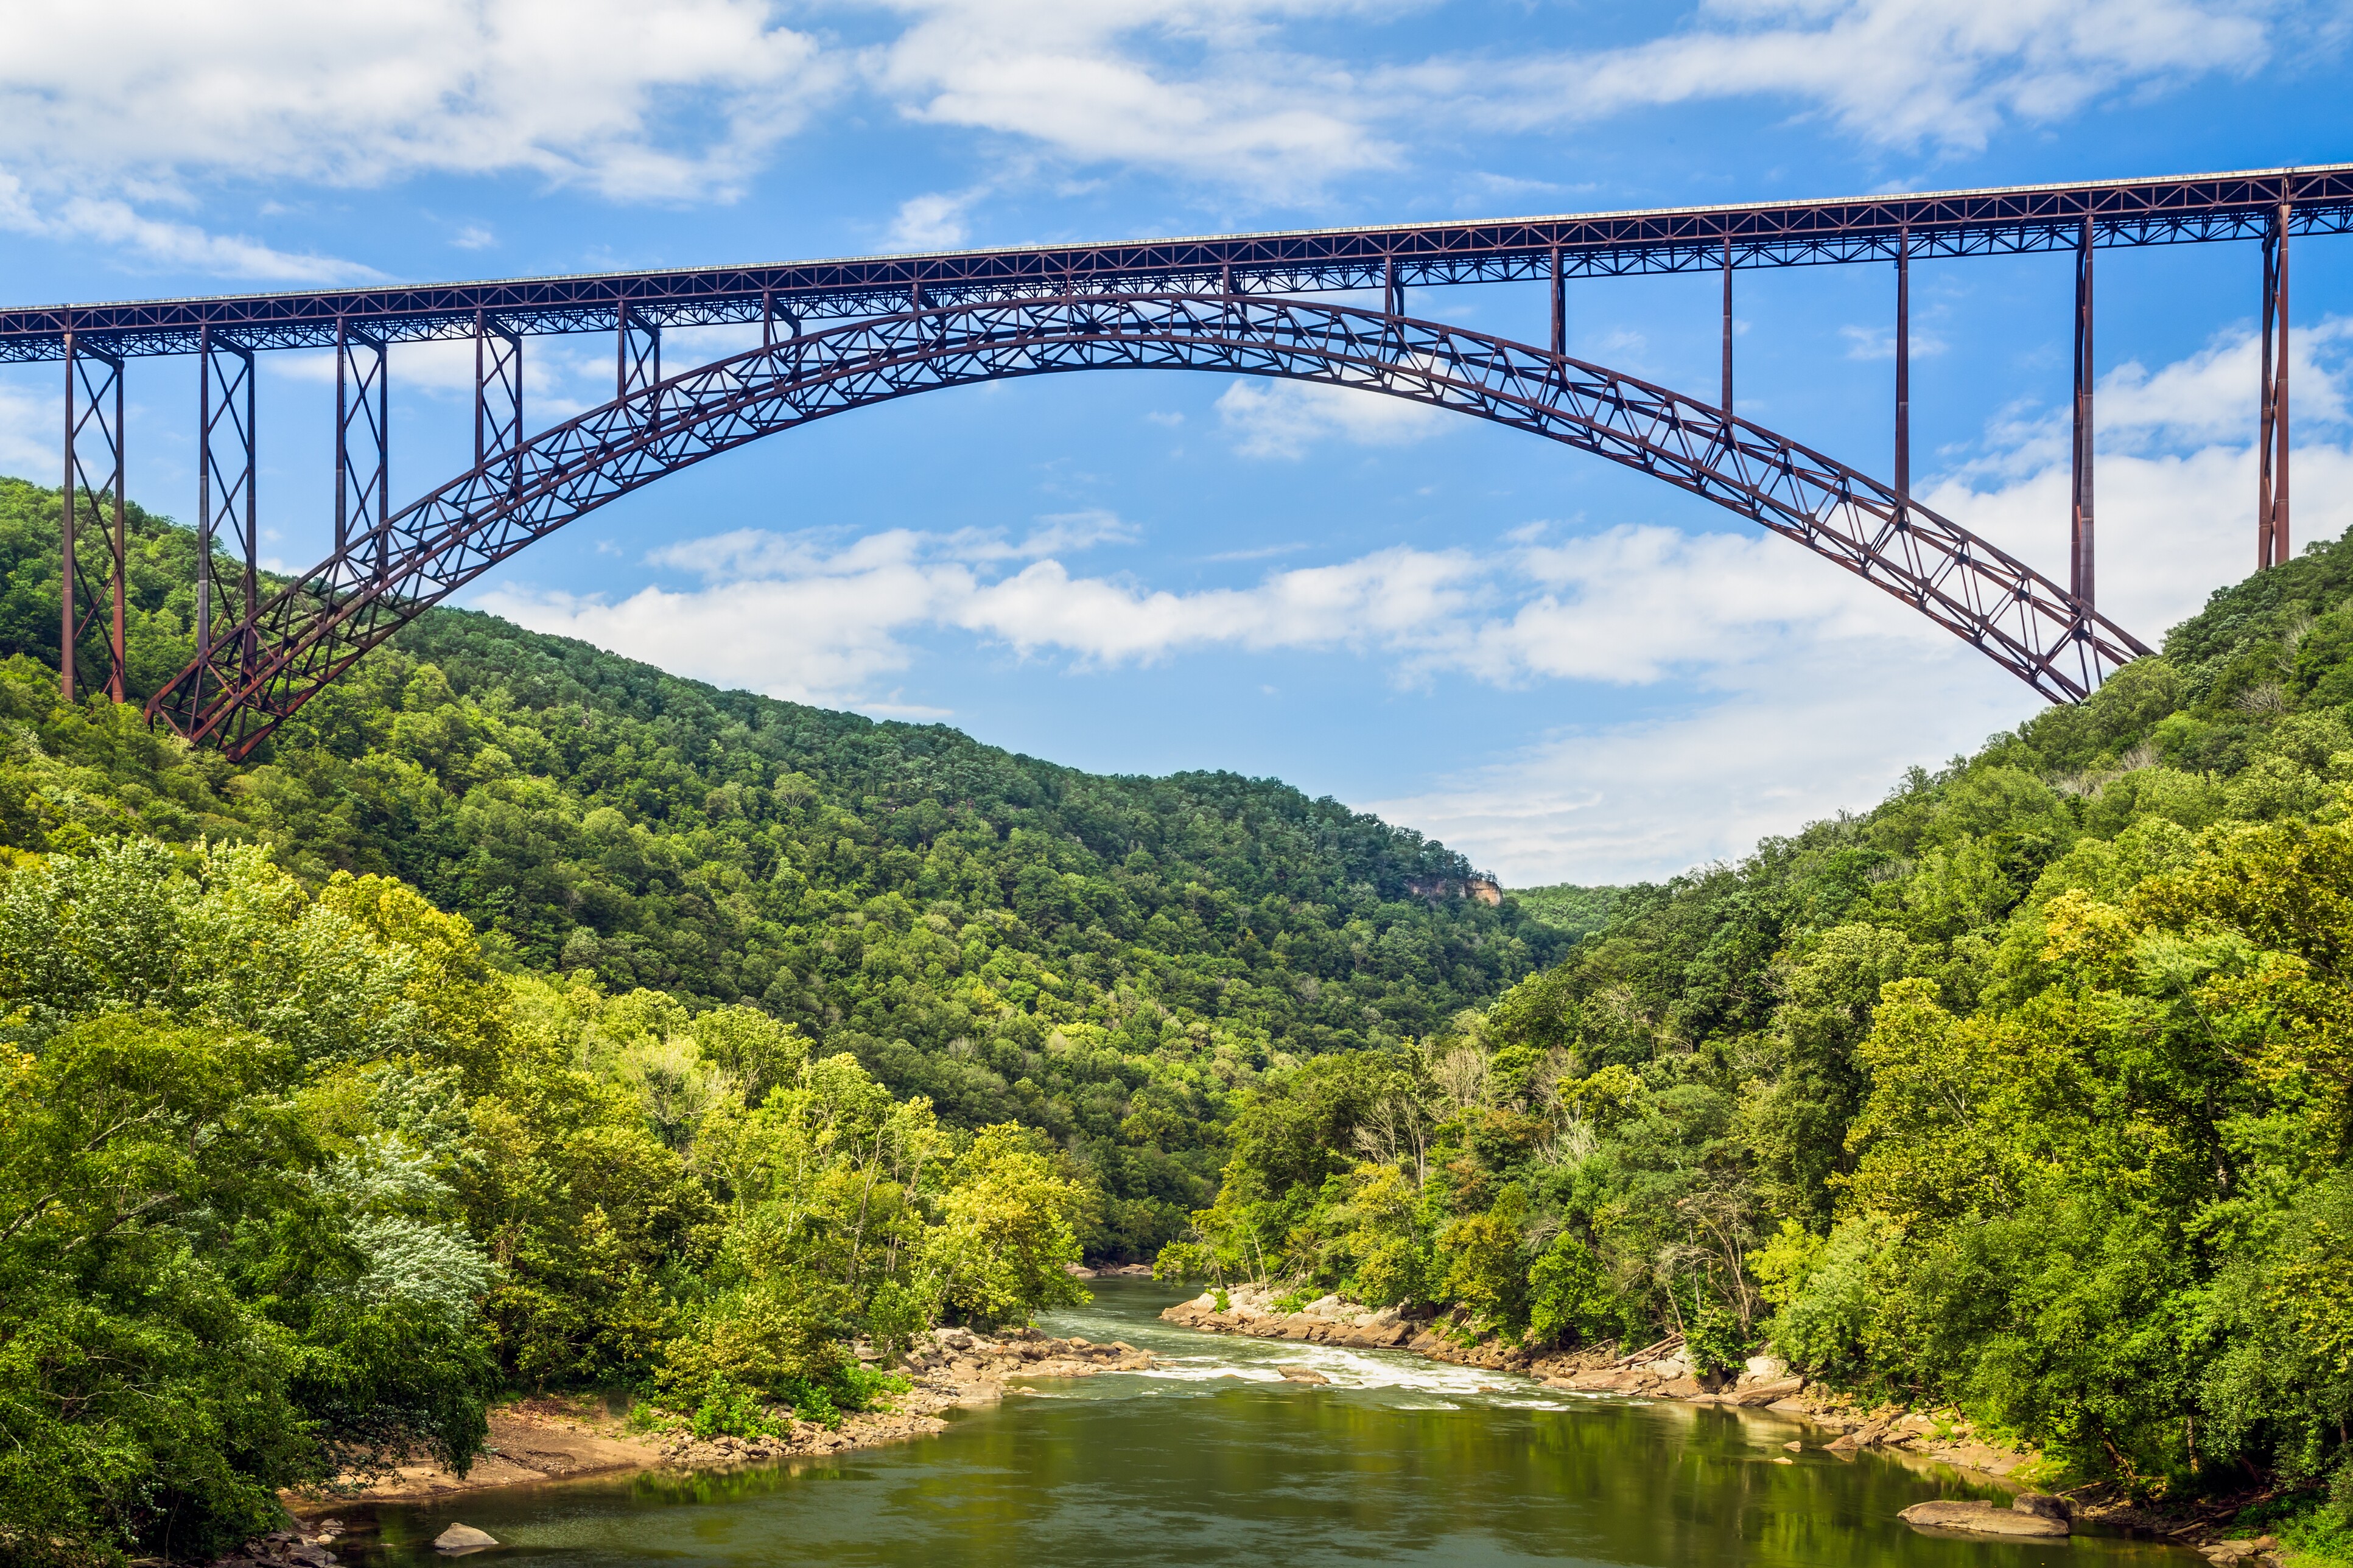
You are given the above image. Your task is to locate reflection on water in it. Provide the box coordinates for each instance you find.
[348,1279,2195,1567]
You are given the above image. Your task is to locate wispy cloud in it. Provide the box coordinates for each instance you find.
[0,0,841,278]
[1216,377,1453,458]
[0,0,2304,271]
[1398,0,2278,155]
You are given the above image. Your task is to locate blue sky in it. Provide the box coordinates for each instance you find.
[2,0,2351,884]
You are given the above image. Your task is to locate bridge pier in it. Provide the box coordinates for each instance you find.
[619,304,662,410]
[59,331,127,704]
[2259,202,2290,570]
[1720,237,1733,416]
[335,318,390,570]
[2071,215,2095,614]
[197,327,259,700]
[1549,247,1566,360]
[1895,228,1910,509]
[475,311,524,500]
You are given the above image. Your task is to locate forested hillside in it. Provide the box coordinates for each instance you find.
[1506,882,1621,942]
[1166,529,2353,1558]
[8,463,2353,1563]
[0,475,1562,1564]
[0,475,1563,1257]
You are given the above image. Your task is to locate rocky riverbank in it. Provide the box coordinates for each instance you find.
[1160,1286,2304,1560]
[281,1326,1158,1517]
[1161,1286,2035,1476]
[650,1326,1156,1469]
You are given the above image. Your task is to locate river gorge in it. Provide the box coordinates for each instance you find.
[332,1279,2192,1567]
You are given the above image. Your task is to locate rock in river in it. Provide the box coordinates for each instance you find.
[433,1524,500,1555]
[1898,1499,2068,1539]
[1275,1365,1330,1385]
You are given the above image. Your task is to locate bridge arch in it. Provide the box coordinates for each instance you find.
[149,293,2151,757]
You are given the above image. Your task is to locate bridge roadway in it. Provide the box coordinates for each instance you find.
[4,163,2350,360]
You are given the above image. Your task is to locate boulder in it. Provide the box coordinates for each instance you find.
[432,1525,499,1555]
[1731,1377,1806,1407]
[1275,1364,1330,1385]
[1743,1354,1789,1382]
[1897,1500,2067,1539]
[2011,1494,2069,1523]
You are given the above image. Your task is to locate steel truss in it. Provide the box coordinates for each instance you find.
[147,295,2150,757]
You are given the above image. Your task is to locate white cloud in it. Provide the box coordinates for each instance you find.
[889,189,983,250]
[0,379,59,478]
[0,173,370,283]
[866,0,1403,197]
[1404,0,2278,155]
[955,544,1485,663]
[0,0,2300,279]
[2095,318,2349,447]
[268,335,616,424]
[1217,377,1453,458]
[0,0,838,278]
[1840,321,1948,361]
[1381,432,2353,886]
[1370,647,2027,886]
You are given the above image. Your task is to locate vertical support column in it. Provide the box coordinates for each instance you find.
[2259,201,2292,569]
[1384,255,1404,319]
[2070,215,2095,611]
[474,309,524,499]
[1720,236,1734,416]
[1895,228,1910,507]
[335,317,389,572]
[59,331,128,703]
[1549,245,1566,360]
[197,327,258,687]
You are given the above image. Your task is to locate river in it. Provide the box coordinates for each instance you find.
[345,1279,2192,1567]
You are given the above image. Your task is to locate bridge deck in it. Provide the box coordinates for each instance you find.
[4,164,2349,362]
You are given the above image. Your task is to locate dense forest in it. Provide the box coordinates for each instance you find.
[0,477,1562,1563]
[4,469,2352,1563]
[1160,533,2353,1560]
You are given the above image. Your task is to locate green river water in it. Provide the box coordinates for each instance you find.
[345,1279,2197,1567]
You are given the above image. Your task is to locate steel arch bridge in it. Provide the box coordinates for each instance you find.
[146,293,2145,755]
[3,161,2343,754]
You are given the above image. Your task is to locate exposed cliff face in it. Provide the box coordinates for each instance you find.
[1404,875,1503,906]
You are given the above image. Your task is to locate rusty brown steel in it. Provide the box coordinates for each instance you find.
[1894,228,1910,504]
[2260,198,2291,568]
[13,164,2353,363]
[197,325,259,700]
[2071,215,2095,607]
[60,330,128,704]
[146,293,2151,758]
